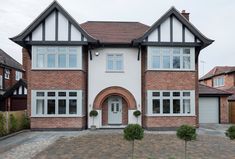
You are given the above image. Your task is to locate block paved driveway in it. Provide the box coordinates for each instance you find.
[0,126,235,159]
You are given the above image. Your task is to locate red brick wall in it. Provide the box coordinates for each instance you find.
[31,117,86,129]
[220,96,229,123]
[23,47,87,129]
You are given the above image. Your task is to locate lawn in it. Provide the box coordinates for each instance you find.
[33,133,235,159]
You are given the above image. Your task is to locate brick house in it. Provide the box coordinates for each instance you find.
[199,66,235,123]
[11,1,213,130]
[0,49,27,111]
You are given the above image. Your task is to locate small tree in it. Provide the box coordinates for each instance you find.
[133,110,141,123]
[124,124,144,159]
[22,113,30,129]
[225,126,235,140]
[0,114,6,136]
[176,125,196,159]
[89,110,98,126]
[10,114,18,133]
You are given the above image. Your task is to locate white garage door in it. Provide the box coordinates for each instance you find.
[199,97,219,123]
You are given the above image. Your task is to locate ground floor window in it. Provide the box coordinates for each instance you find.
[147,90,195,116]
[32,90,84,117]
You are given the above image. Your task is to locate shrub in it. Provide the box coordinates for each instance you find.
[89,110,98,117]
[0,114,6,136]
[22,113,30,129]
[177,125,196,159]
[10,114,18,133]
[133,110,141,117]
[225,126,235,140]
[124,124,144,159]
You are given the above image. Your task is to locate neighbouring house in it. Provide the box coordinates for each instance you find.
[0,49,27,111]
[199,66,235,123]
[11,1,213,130]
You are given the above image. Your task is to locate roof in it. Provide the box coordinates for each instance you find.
[200,66,235,80]
[225,87,235,101]
[0,49,23,71]
[3,79,27,98]
[80,21,150,44]
[199,83,232,97]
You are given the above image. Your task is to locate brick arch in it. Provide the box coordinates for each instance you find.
[93,86,137,109]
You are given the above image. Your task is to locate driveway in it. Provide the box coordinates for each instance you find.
[0,128,234,159]
[198,123,235,136]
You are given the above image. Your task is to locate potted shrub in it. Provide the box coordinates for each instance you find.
[89,110,98,130]
[124,124,144,159]
[176,125,197,159]
[133,110,141,123]
[225,125,235,140]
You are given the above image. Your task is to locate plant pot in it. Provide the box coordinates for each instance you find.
[90,125,96,130]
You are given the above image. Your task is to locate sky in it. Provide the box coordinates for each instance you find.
[0,0,234,77]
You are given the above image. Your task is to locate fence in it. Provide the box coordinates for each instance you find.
[0,110,28,135]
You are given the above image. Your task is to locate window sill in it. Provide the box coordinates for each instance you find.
[145,114,196,117]
[105,70,124,73]
[31,115,85,118]
[31,68,83,71]
[146,69,195,72]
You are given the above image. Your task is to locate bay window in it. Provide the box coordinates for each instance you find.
[32,46,82,69]
[148,47,195,70]
[32,90,84,117]
[147,90,195,116]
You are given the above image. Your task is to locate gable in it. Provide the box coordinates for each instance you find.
[11,1,96,46]
[134,7,213,49]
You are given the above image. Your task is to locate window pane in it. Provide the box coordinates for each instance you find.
[173,99,180,114]
[58,92,66,96]
[173,48,180,54]
[152,92,160,97]
[69,92,77,97]
[162,48,170,54]
[183,99,191,114]
[107,55,114,70]
[36,99,44,114]
[47,54,56,68]
[183,48,190,54]
[163,99,170,114]
[58,54,66,68]
[58,100,66,114]
[152,99,160,114]
[183,56,190,69]
[47,92,55,97]
[69,54,77,68]
[37,54,44,68]
[183,92,190,96]
[116,55,123,70]
[173,92,180,97]
[173,56,180,69]
[163,92,170,97]
[36,92,44,97]
[152,55,160,68]
[47,100,55,114]
[163,56,170,69]
[69,99,77,114]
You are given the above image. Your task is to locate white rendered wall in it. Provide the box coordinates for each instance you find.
[58,12,68,41]
[148,28,158,41]
[160,17,170,42]
[71,25,81,41]
[45,11,56,41]
[88,48,142,128]
[185,28,195,42]
[32,24,43,41]
[173,17,182,42]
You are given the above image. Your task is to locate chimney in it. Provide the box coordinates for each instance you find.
[181,10,190,21]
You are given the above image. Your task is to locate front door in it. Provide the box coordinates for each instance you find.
[108,96,122,124]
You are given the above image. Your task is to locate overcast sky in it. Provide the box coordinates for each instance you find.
[0,0,234,77]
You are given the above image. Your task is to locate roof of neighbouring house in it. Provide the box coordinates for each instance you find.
[199,83,232,96]
[199,66,235,81]
[3,79,27,98]
[225,87,235,101]
[0,49,23,71]
[80,21,150,44]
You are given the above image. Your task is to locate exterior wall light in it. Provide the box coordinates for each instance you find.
[95,52,99,56]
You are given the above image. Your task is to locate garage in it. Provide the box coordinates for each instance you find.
[199,97,219,123]
[199,84,232,124]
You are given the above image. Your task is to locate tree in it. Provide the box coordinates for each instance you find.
[176,125,196,159]
[89,110,98,128]
[225,125,235,140]
[133,110,141,123]
[123,124,144,159]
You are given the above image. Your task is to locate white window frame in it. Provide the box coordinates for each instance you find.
[32,46,82,70]
[213,76,224,87]
[15,71,22,81]
[5,69,10,79]
[106,53,124,72]
[31,90,84,117]
[146,90,195,116]
[0,75,2,89]
[147,47,195,71]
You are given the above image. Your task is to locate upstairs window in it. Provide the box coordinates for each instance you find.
[106,54,124,72]
[148,47,195,70]
[32,46,82,70]
[213,76,224,87]
[15,71,22,81]
[5,69,10,79]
